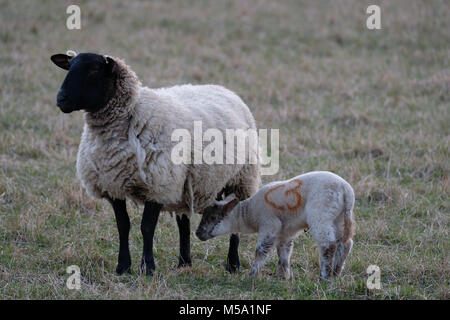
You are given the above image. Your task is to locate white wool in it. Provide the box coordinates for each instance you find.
[76,57,260,217]
[128,126,147,184]
[208,171,355,279]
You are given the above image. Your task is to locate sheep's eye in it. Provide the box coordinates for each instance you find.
[88,67,100,76]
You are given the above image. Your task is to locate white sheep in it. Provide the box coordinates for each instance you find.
[50,52,260,275]
[196,171,355,280]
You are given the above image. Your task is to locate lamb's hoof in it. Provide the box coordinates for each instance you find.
[177,257,192,268]
[319,275,332,282]
[115,264,131,275]
[226,257,240,273]
[277,270,291,280]
[332,269,343,277]
[249,269,259,278]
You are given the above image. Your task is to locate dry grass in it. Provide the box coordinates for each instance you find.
[0,0,449,299]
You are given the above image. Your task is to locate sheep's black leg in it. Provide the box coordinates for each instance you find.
[226,233,240,273]
[219,188,240,273]
[176,214,192,267]
[111,199,131,275]
[141,201,162,277]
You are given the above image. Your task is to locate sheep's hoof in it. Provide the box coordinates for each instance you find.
[141,268,154,278]
[226,257,240,273]
[115,264,131,275]
[177,257,192,268]
[140,263,155,278]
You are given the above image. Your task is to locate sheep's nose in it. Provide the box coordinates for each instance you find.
[56,90,68,106]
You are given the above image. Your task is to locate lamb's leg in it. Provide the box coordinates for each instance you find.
[249,234,276,278]
[309,220,337,280]
[176,214,192,267]
[226,234,240,273]
[277,240,293,279]
[319,242,337,280]
[333,239,353,276]
[141,201,162,277]
[111,199,131,275]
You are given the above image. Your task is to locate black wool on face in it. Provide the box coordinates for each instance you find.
[51,53,116,113]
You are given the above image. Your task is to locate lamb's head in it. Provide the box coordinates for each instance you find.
[50,52,117,113]
[195,195,239,241]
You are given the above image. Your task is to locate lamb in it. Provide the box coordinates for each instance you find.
[50,51,260,276]
[195,171,355,280]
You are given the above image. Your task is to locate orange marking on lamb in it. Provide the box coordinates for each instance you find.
[285,179,302,211]
[264,179,303,212]
[264,184,286,210]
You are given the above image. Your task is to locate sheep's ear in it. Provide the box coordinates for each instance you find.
[105,56,117,75]
[223,198,239,215]
[50,54,71,70]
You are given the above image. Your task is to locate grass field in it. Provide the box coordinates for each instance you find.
[0,0,449,299]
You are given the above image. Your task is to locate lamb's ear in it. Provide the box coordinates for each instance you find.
[223,198,239,215]
[216,193,237,207]
[223,193,237,203]
[50,54,71,70]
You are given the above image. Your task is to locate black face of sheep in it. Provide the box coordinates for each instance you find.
[50,53,116,114]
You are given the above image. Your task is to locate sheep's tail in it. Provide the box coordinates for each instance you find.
[342,183,356,244]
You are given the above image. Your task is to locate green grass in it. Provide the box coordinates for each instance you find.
[0,0,449,299]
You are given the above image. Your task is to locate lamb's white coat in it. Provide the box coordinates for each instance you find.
[203,171,355,279]
[76,57,260,215]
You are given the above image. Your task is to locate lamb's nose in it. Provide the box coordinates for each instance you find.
[195,230,205,241]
